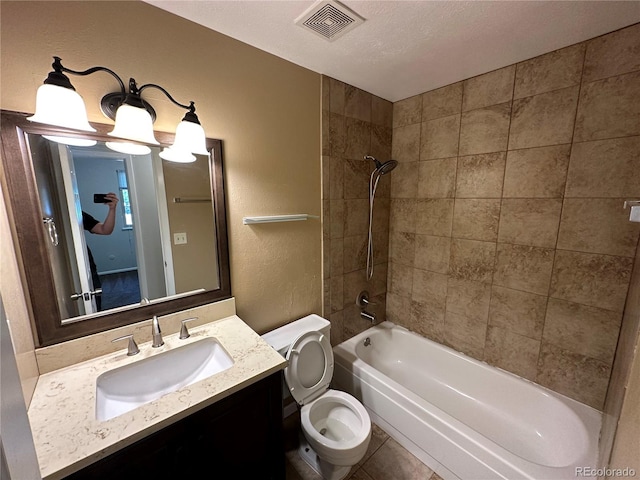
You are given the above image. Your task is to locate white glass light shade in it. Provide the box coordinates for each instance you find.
[28,84,96,132]
[106,141,151,156]
[43,135,97,147]
[108,104,159,145]
[159,146,196,163]
[172,120,209,155]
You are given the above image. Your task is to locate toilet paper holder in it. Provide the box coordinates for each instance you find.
[623,200,640,208]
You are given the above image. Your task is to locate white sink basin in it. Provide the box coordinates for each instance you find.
[96,338,233,421]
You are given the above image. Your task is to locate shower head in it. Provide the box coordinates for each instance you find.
[365,155,398,176]
[377,159,398,175]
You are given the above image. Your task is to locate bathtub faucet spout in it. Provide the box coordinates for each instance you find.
[361,310,376,324]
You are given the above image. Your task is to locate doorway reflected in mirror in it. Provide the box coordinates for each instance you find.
[28,135,220,324]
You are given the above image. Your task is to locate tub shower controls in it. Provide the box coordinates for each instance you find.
[357,291,377,324]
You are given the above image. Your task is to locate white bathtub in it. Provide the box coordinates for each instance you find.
[333,322,602,480]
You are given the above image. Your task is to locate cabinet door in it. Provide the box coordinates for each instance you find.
[187,387,278,477]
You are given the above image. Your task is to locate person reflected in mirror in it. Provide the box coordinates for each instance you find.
[82,193,119,311]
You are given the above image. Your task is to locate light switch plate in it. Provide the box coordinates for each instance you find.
[173,232,187,245]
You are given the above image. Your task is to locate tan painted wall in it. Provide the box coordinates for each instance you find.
[0,0,322,355]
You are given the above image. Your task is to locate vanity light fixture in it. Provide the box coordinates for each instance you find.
[28,56,209,162]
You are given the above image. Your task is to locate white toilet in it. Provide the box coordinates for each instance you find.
[262,314,372,480]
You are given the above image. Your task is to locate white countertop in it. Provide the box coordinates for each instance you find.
[27,315,287,479]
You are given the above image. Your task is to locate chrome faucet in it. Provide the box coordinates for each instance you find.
[151,315,164,348]
[360,310,376,323]
[357,290,377,324]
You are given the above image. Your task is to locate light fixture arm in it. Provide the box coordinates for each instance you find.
[50,56,126,95]
[139,83,192,111]
[139,84,201,125]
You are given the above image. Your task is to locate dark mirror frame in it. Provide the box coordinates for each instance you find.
[0,110,231,346]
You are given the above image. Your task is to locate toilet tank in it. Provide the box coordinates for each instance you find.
[262,314,331,356]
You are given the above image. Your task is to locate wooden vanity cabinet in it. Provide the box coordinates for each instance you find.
[65,372,284,480]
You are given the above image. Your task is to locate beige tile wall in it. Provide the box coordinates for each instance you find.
[386,23,640,410]
[321,77,393,345]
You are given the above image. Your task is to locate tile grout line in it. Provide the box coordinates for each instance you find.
[536,43,589,384]
[403,95,424,318]
[359,434,391,480]
[482,63,518,361]
[481,67,517,361]
[440,83,466,339]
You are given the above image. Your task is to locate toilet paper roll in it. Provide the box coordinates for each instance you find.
[630,205,640,223]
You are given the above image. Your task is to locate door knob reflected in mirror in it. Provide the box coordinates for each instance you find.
[70,288,102,301]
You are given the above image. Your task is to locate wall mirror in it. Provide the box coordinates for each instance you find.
[0,111,230,346]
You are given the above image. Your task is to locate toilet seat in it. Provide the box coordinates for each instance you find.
[285,331,334,405]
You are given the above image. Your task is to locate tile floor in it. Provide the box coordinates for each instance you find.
[284,414,442,480]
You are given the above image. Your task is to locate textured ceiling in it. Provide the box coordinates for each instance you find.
[144,1,640,102]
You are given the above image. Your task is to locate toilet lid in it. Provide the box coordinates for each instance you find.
[285,331,334,406]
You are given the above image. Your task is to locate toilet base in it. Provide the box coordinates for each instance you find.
[297,435,352,480]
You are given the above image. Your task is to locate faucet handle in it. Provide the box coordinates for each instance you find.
[112,334,140,356]
[179,317,199,339]
[356,290,376,308]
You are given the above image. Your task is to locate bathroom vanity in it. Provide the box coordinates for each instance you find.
[27,314,287,480]
[65,372,282,479]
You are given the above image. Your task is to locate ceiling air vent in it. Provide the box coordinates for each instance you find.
[295,0,364,42]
